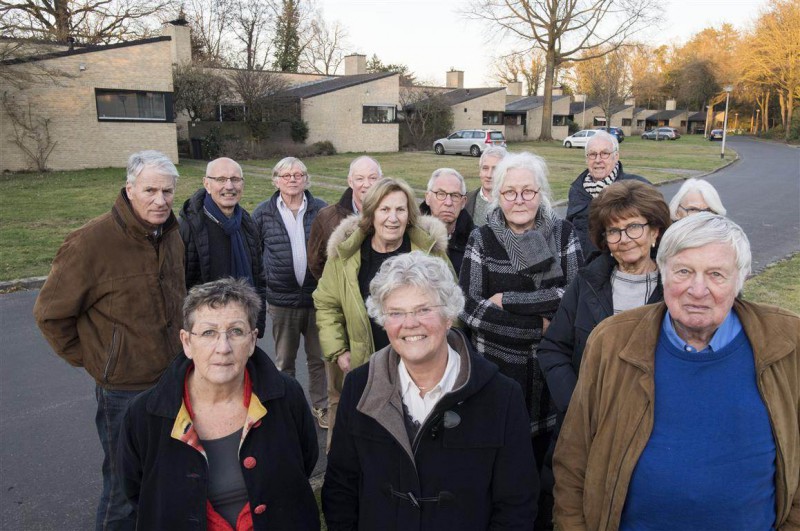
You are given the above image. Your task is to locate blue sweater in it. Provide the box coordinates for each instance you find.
[620,330,776,530]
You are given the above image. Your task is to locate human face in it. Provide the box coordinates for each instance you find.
[372,191,409,251]
[499,168,541,234]
[125,167,175,228]
[180,303,257,389]
[383,285,451,370]
[348,159,381,211]
[676,191,712,219]
[479,155,501,194]
[274,164,307,200]
[425,173,466,226]
[606,213,658,273]
[663,243,739,345]
[586,139,620,181]
[204,159,243,217]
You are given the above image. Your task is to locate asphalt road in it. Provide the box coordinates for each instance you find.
[1,136,798,530]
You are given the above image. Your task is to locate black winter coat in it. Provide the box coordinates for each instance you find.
[179,188,266,336]
[537,252,663,414]
[565,164,650,256]
[419,202,475,275]
[252,190,326,308]
[322,329,539,531]
[118,346,320,531]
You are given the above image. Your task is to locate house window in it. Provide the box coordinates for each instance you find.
[552,115,569,126]
[217,104,246,122]
[483,111,503,125]
[95,89,171,122]
[622,118,632,126]
[362,105,396,124]
[637,120,645,127]
[593,116,607,126]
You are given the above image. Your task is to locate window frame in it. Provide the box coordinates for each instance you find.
[362,105,397,124]
[94,88,173,123]
[482,111,504,125]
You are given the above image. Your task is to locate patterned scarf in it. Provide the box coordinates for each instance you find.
[202,192,254,286]
[582,161,621,198]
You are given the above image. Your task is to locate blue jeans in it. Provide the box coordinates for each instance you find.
[95,386,140,531]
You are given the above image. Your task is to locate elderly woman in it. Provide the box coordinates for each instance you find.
[314,177,452,445]
[118,278,320,530]
[554,214,800,530]
[669,177,727,220]
[566,130,650,256]
[538,180,671,415]
[323,252,538,530]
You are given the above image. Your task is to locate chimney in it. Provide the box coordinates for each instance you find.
[507,81,522,96]
[344,54,366,76]
[666,99,677,111]
[162,19,192,65]
[624,97,636,106]
[446,70,464,89]
[552,85,563,96]
[574,94,586,103]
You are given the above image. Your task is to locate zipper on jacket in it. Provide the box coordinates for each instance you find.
[604,400,649,530]
[103,325,121,384]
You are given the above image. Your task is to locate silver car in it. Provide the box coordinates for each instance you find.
[433,129,506,157]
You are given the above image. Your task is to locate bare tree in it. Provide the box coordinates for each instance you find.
[470,0,661,139]
[2,92,57,171]
[572,46,631,125]
[229,68,291,138]
[183,0,235,65]
[400,87,454,150]
[492,50,546,95]
[172,61,230,121]
[232,0,274,70]
[300,14,348,75]
[0,0,175,44]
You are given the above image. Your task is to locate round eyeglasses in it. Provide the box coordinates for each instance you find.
[604,222,649,243]
[500,188,539,202]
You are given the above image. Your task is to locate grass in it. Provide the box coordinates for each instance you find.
[743,253,800,314]
[0,135,733,280]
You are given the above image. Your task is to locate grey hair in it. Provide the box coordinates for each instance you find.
[183,277,262,333]
[366,251,464,327]
[126,150,179,186]
[668,178,727,219]
[272,157,309,188]
[480,146,508,165]
[348,156,383,179]
[490,152,552,211]
[427,168,467,195]
[206,157,243,179]
[585,130,619,154]
[656,213,751,292]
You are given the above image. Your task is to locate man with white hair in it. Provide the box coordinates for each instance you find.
[420,167,475,273]
[465,146,507,226]
[566,130,650,257]
[34,150,185,530]
[554,213,800,529]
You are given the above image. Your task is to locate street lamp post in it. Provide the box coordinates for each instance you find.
[734,112,739,132]
[581,95,587,130]
[720,85,732,160]
[755,108,761,134]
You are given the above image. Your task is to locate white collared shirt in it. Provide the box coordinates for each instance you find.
[398,346,461,425]
[276,194,308,286]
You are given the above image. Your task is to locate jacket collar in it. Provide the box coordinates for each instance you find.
[112,188,178,241]
[337,187,355,212]
[418,202,475,246]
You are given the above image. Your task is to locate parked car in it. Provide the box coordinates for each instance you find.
[641,127,681,140]
[433,129,506,156]
[594,126,625,143]
[563,129,599,148]
[708,129,724,141]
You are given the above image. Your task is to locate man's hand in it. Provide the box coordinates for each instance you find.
[337,351,352,373]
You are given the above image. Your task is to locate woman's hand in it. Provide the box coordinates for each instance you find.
[337,351,352,373]
[489,293,504,308]
[542,318,551,333]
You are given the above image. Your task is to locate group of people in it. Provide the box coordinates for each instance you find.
[32,131,799,531]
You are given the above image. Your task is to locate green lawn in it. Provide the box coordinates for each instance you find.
[0,135,732,280]
[743,254,800,315]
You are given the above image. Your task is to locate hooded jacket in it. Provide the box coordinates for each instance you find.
[322,329,539,530]
[33,189,185,390]
[313,215,453,368]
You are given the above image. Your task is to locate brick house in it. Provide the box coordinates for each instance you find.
[504,94,571,141]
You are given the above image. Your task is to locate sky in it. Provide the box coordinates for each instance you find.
[316,0,768,87]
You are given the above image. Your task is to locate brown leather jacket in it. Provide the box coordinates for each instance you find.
[553,299,800,530]
[307,188,355,281]
[34,190,185,390]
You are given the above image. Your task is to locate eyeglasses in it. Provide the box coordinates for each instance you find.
[277,173,305,181]
[605,222,649,243]
[678,205,715,215]
[430,190,465,202]
[188,327,253,344]
[500,188,539,202]
[384,305,444,324]
[206,176,244,184]
[586,151,616,160]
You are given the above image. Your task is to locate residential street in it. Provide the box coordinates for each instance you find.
[1,136,798,530]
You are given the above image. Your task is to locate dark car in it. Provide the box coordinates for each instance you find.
[709,129,724,141]
[595,126,625,143]
[641,127,681,141]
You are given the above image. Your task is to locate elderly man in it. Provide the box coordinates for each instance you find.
[307,155,382,280]
[33,150,185,530]
[553,213,800,530]
[179,157,265,336]
[253,157,329,429]
[420,168,475,274]
[566,130,649,257]
[465,146,506,226]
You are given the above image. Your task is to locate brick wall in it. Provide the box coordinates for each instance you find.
[450,90,506,133]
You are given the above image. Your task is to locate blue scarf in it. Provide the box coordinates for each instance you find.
[202,192,254,286]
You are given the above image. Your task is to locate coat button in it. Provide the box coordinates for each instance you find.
[253,504,266,514]
[243,456,257,469]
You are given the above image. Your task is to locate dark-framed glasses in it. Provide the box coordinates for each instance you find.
[188,327,253,344]
[500,188,539,202]
[678,205,715,215]
[277,173,305,181]
[431,190,465,202]
[605,222,649,243]
[206,176,244,184]
[586,151,616,160]
[384,305,444,324]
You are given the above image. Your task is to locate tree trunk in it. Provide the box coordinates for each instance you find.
[785,91,794,142]
[540,48,556,141]
[54,0,71,43]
